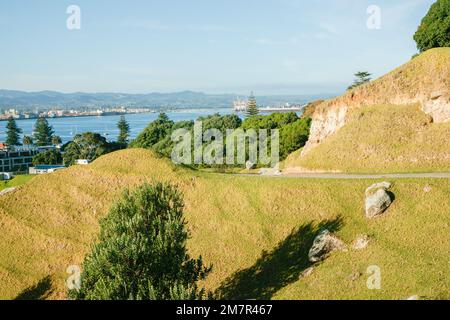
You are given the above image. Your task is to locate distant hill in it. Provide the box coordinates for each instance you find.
[0,90,332,110]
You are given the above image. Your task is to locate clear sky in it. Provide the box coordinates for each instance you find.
[0,0,435,95]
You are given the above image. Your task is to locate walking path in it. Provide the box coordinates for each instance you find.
[239,172,450,179]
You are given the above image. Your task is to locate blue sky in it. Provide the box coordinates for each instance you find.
[0,0,435,95]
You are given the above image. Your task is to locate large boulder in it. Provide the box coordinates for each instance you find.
[365,182,393,219]
[308,230,347,263]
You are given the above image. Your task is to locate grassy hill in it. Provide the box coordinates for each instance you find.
[284,104,450,173]
[0,149,448,300]
[285,48,450,173]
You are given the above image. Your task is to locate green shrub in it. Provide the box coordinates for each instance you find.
[69,182,211,300]
[414,0,450,52]
[32,150,62,166]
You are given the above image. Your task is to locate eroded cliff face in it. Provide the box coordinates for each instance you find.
[301,48,450,156]
[302,93,450,155]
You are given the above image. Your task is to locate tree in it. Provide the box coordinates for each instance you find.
[245,92,259,117]
[130,113,174,149]
[34,117,54,146]
[414,0,450,52]
[69,182,211,300]
[23,136,33,148]
[279,117,312,160]
[32,150,62,165]
[6,117,22,146]
[62,132,122,166]
[52,136,62,146]
[348,71,372,90]
[117,116,130,145]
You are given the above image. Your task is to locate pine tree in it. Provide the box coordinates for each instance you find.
[245,92,259,117]
[69,182,211,300]
[6,117,22,146]
[117,115,130,145]
[348,71,372,90]
[33,117,54,146]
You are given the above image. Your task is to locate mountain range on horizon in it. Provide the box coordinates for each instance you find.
[0,89,336,110]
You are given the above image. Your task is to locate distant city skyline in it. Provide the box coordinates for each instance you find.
[0,0,435,95]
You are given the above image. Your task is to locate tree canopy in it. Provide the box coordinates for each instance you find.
[245,93,259,117]
[33,117,54,146]
[6,117,22,146]
[348,71,372,90]
[117,116,130,145]
[62,132,120,166]
[32,150,62,166]
[414,0,450,52]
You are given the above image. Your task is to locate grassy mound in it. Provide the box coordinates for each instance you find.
[0,149,448,300]
[313,48,449,116]
[284,104,450,173]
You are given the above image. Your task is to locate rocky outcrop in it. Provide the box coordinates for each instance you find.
[301,48,450,155]
[308,230,347,263]
[365,182,393,219]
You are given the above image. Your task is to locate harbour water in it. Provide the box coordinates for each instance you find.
[0,108,234,144]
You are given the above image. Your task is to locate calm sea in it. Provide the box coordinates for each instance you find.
[0,108,235,144]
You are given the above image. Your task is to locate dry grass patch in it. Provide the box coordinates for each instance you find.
[284,104,450,173]
[0,149,448,300]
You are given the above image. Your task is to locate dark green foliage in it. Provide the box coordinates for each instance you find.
[117,116,130,145]
[241,112,298,130]
[131,113,174,149]
[62,132,120,166]
[69,182,211,300]
[33,117,54,146]
[197,113,242,132]
[348,71,372,90]
[6,117,22,146]
[245,93,259,117]
[414,0,450,52]
[279,118,311,159]
[32,150,62,166]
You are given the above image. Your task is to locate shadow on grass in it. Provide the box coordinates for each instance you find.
[14,276,54,300]
[215,216,344,300]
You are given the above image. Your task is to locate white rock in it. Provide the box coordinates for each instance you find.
[308,230,347,263]
[352,235,370,250]
[365,182,393,219]
[246,161,256,170]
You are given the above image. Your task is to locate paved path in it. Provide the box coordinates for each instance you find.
[239,172,450,179]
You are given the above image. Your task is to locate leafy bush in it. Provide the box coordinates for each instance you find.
[32,150,62,166]
[62,132,121,166]
[414,0,450,52]
[130,113,175,149]
[69,182,211,300]
[279,118,311,159]
[241,112,298,130]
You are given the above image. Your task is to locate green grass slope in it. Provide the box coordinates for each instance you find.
[284,104,450,173]
[0,149,448,300]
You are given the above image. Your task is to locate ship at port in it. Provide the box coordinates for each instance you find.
[233,93,306,113]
